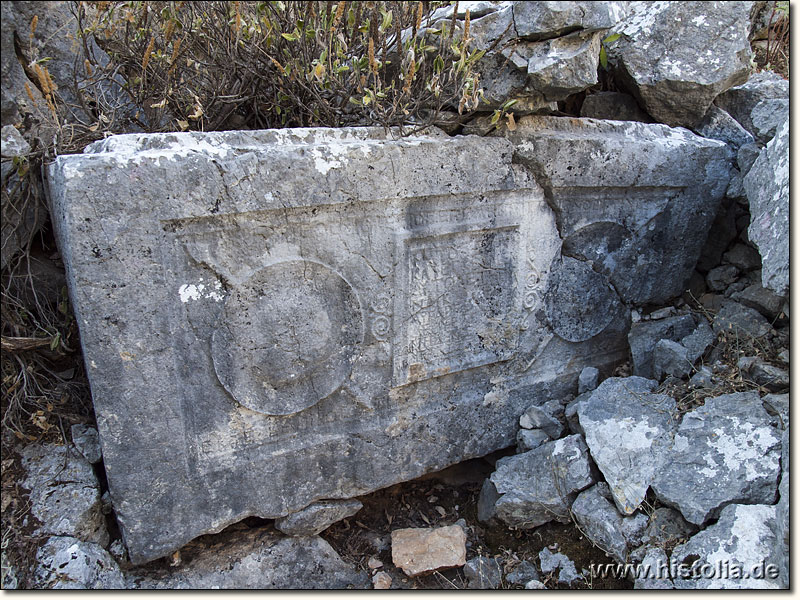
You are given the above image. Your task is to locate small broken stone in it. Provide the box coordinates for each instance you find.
[391,525,467,577]
[372,572,392,589]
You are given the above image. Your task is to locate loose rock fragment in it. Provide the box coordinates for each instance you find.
[391,525,467,577]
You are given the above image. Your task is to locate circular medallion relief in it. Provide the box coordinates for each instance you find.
[212,260,363,415]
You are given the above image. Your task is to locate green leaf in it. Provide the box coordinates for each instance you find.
[599,45,608,69]
[603,32,621,44]
[281,31,298,41]
[490,110,501,125]
[50,332,60,351]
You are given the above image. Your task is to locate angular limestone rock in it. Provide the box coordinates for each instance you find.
[71,424,102,464]
[512,1,627,40]
[22,444,109,547]
[129,528,368,589]
[570,484,631,563]
[490,434,595,528]
[714,71,789,140]
[693,105,755,150]
[744,115,788,297]
[463,556,503,589]
[577,377,675,514]
[496,116,731,305]
[712,299,772,339]
[652,392,781,526]
[671,504,783,589]
[538,547,580,585]
[391,525,467,577]
[35,537,124,590]
[274,499,363,536]
[48,127,637,563]
[609,1,752,128]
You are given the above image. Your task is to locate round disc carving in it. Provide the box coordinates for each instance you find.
[212,260,362,415]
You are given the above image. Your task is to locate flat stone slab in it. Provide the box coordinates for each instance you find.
[46,127,636,563]
[391,525,467,576]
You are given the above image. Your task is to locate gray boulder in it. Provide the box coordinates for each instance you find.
[633,547,674,589]
[749,98,789,145]
[609,1,752,128]
[71,424,102,464]
[21,443,109,547]
[505,560,540,586]
[762,393,788,430]
[34,537,125,590]
[477,478,502,523]
[671,504,783,589]
[680,320,715,362]
[628,314,696,380]
[737,141,761,174]
[730,284,784,320]
[706,264,739,292]
[723,243,761,272]
[652,392,781,526]
[519,403,564,439]
[490,434,595,528]
[577,367,599,395]
[770,427,788,588]
[641,506,697,548]
[274,499,363,536]
[744,114,788,297]
[512,1,627,40]
[580,91,652,122]
[571,483,640,563]
[463,556,503,589]
[128,528,369,589]
[714,71,789,140]
[712,299,772,339]
[1,124,30,157]
[578,377,675,514]
[693,104,755,150]
[737,356,788,392]
[516,428,552,453]
[652,339,691,380]
[525,31,604,100]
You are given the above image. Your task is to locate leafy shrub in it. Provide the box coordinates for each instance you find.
[77,0,485,133]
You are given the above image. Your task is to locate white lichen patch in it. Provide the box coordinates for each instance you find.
[709,417,779,481]
[704,504,777,577]
[591,417,661,452]
[179,278,225,303]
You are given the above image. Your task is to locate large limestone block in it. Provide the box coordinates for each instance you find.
[609,1,752,128]
[47,127,633,563]
[494,116,732,305]
[743,115,788,297]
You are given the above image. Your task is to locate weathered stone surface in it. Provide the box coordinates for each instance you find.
[34,537,125,590]
[712,299,772,339]
[714,71,789,140]
[579,91,652,122]
[578,377,675,514]
[516,428,551,453]
[49,127,638,563]
[737,357,788,392]
[671,504,783,589]
[477,478,501,523]
[519,404,564,439]
[723,243,761,272]
[770,427,789,588]
[21,444,109,547]
[608,1,752,128]
[525,579,547,589]
[696,197,738,273]
[693,105,754,150]
[512,1,627,40]
[129,528,368,589]
[538,547,580,585]
[749,98,788,145]
[274,499,363,536]
[490,434,595,528]
[1,125,30,157]
[577,367,599,395]
[706,264,739,292]
[652,392,781,525]
[71,424,102,465]
[744,114,788,297]
[570,484,629,563]
[737,141,761,174]
[463,556,503,589]
[629,315,696,379]
[652,339,691,380]
[680,320,715,362]
[633,547,674,589]
[498,116,731,305]
[730,284,784,320]
[391,525,467,577]
[524,31,604,100]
